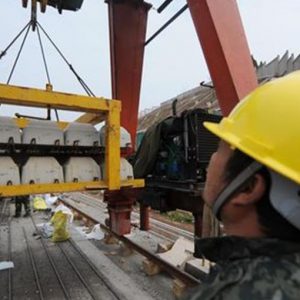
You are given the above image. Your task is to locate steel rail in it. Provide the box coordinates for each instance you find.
[0,198,8,225]
[8,218,12,300]
[60,197,200,287]
[62,194,179,242]
[30,216,71,300]
[100,224,200,287]
[22,227,45,300]
[31,201,121,300]
[67,238,123,300]
[66,193,194,241]
[57,243,99,300]
[148,219,193,241]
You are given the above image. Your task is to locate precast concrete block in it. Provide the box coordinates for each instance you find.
[102,157,133,181]
[65,123,99,146]
[64,157,101,182]
[22,120,64,145]
[158,237,194,268]
[0,157,20,185]
[0,116,21,144]
[120,158,134,180]
[99,126,131,148]
[22,157,64,184]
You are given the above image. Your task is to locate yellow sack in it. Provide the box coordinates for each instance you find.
[51,211,70,242]
[33,196,48,210]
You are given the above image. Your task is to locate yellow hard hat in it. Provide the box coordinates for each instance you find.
[204,71,300,185]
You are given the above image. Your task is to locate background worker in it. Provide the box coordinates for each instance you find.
[14,195,31,218]
[188,71,300,299]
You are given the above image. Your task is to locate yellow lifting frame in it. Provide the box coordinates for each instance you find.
[14,117,69,130]
[0,83,114,113]
[0,180,145,197]
[0,83,144,196]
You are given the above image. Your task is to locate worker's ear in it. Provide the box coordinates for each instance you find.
[231,174,266,206]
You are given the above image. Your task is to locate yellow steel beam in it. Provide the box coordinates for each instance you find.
[105,100,121,190]
[0,83,118,114]
[0,181,106,197]
[75,113,102,125]
[14,117,69,130]
[121,179,144,188]
[0,179,144,197]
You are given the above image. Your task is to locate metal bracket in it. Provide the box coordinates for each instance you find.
[31,0,37,31]
[40,0,48,13]
[22,0,29,8]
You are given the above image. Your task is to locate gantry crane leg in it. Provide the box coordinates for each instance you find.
[107,0,151,148]
[187,0,258,115]
[187,0,258,236]
[104,0,151,234]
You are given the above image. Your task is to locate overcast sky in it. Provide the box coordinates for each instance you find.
[0,1,299,121]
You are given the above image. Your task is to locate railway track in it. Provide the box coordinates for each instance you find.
[0,199,12,300]
[0,198,11,225]
[60,192,201,288]
[64,192,194,242]
[7,218,12,300]
[0,194,201,299]
[0,201,123,300]
[31,215,123,300]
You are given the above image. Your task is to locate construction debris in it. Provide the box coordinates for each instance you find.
[0,261,14,271]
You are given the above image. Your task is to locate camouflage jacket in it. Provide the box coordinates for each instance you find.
[188,236,300,300]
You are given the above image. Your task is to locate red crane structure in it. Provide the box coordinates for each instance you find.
[21,0,258,235]
[101,0,258,232]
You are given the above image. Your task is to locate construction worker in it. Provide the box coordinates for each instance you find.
[189,71,300,299]
[14,195,31,218]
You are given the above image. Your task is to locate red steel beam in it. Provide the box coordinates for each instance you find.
[107,0,151,148]
[187,0,258,116]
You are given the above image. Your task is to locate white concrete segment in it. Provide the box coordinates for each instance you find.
[22,120,64,145]
[65,123,99,146]
[101,158,133,181]
[0,116,21,143]
[22,157,64,184]
[99,126,132,148]
[0,157,20,185]
[64,157,101,182]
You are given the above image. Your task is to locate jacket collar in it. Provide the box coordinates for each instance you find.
[194,236,300,263]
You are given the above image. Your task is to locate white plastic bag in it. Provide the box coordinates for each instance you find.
[86,224,104,240]
[40,222,54,238]
[45,194,58,207]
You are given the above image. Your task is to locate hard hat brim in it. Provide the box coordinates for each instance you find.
[204,121,300,185]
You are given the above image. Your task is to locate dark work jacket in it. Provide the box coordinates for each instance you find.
[187,236,300,300]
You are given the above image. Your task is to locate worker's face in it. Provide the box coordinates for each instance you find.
[203,141,233,208]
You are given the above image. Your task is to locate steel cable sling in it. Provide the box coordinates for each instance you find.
[36,21,95,97]
[0,19,95,120]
